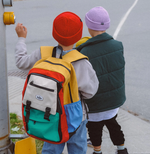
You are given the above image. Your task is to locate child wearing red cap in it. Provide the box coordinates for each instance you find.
[77,6,128,154]
[15,11,99,154]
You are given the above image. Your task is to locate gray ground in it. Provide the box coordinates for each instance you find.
[5,0,150,122]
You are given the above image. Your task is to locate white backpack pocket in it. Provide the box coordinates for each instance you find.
[23,74,57,115]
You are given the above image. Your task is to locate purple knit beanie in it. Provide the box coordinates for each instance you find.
[85,6,110,31]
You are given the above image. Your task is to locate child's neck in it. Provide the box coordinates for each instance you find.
[91,31,105,37]
[88,28,106,37]
[58,44,74,51]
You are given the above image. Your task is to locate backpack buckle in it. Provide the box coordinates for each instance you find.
[25,100,31,123]
[44,107,51,121]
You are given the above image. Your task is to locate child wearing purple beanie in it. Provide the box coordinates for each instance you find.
[77,6,128,154]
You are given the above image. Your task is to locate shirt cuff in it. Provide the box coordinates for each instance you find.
[18,37,26,43]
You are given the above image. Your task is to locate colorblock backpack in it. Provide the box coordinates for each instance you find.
[22,46,88,144]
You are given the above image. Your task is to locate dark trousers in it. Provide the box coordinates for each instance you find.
[87,114,125,146]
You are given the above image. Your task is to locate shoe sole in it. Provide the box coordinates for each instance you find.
[87,143,93,148]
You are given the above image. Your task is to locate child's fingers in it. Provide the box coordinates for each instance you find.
[23,26,27,32]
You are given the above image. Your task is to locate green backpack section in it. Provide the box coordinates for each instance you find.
[24,106,60,142]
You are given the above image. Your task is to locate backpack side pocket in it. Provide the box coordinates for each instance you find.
[64,100,82,133]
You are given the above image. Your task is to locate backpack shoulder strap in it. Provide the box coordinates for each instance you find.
[63,49,88,63]
[40,46,54,59]
[41,47,88,62]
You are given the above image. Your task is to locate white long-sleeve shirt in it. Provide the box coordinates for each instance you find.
[15,37,99,120]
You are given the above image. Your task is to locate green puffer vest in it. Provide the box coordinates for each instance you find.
[77,33,126,113]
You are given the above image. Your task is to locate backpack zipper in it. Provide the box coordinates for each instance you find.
[30,81,54,92]
[29,73,61,83]
[44,60,71,73]
[68,83,73,103]
[44,60,73,103]
[27,73,63,114]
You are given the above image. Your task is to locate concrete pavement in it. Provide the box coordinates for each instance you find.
[5,0,150,122]
[8,75,150,154]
